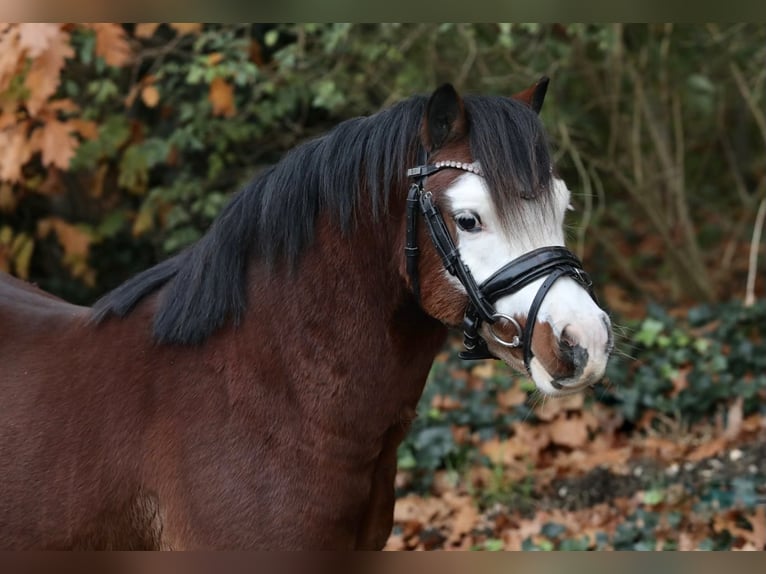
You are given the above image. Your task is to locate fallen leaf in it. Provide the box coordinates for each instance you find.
[393,494,449,525]
[443,494,478,546]
[640,436,685,460]
[548,416,589,448]
[686,436,728,462]
[535,393,584,422]
[497,385,527,408]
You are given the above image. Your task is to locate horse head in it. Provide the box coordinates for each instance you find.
[405,79,613,396]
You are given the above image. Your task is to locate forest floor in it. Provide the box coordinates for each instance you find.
[385,326,766,551]
[386,394,766,550]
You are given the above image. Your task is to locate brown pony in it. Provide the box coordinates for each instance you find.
[0,80,612,549]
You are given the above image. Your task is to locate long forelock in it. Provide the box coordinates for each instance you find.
[463,96,554,229]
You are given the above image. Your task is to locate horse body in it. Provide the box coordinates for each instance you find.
[1,211,444,549]
[1,80,613,549]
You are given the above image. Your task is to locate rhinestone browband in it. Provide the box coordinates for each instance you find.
[432,161,483,176]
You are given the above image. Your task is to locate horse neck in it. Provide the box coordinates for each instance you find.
[232,193,447,433]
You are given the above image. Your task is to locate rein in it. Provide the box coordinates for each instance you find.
[406,155,598,374]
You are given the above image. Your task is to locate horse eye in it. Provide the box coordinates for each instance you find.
[455,212,481,233]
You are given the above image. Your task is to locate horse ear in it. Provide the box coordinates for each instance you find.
[512,76,550,114]
[423,83,467,151]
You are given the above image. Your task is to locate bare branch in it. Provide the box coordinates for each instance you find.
[745,183,766,307]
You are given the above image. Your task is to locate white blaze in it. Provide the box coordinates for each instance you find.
[445,173,611,396]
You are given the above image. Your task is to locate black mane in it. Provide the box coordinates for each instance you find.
[92,94,552,344]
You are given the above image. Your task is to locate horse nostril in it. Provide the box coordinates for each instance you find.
[561,326,578,348]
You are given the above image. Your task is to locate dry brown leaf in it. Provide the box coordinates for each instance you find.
[481,422,552,466]
[170,23,203,36]
[0,122,34,182]
[37,217,90,257]
[45,98,78,114]
[34,119,78,171]
[24,31,74,115]
[392,494,449,525]
[18,23,61,58]
[443,494,478,546]
[134,23,160,38]
[742,414,765,433]
[555,445,633,474]
[535,393,584,421]
[549,415,589,448]
[470,362,495,380]
[640,436,685,460]
[511,421,551,458]
[141,85,160,108]
[209,77,236,117]
[0,25,21,90]
[686,435,728,462]
[69,118,99,140]
[90,23,132,67]
[497,385,527,408]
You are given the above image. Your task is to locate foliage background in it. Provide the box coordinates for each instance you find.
[1,23,765,550]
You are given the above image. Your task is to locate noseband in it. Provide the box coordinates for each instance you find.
[406,156,598,373]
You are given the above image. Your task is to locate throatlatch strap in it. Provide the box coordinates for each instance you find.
[405,184,421,302]
[418,192,495,323]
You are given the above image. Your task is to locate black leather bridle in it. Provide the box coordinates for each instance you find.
[406,155,598,374]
